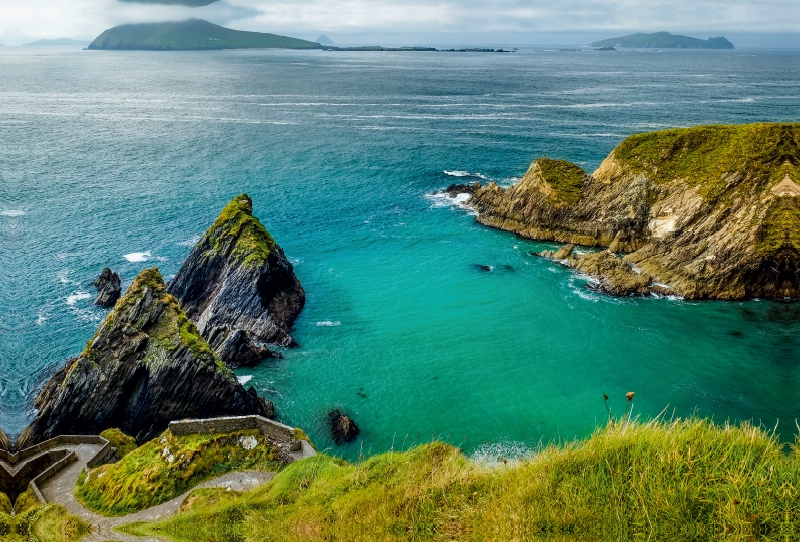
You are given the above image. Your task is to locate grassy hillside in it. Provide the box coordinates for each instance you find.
[591,32,734,49]
[88,19,321,51]
[123,417,796,541]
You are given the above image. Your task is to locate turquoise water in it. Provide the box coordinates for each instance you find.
[1,47,799,458]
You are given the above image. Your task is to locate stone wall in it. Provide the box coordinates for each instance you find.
[169,415,299,450]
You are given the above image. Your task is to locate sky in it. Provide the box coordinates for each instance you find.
[1,0,798,46]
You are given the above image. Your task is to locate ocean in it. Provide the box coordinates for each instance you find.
[1,46,799,459]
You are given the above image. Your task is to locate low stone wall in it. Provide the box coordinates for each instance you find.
[169,415,299,449]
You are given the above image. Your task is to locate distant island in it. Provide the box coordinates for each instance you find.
[316,35,334,45]
[23,38,90,46]
[88,19,321,50]
[590,32,734,49]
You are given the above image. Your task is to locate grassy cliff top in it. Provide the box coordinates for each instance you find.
[204,194,278,268]
[88,19,321,51]
[609,123,800,201]
[77,429,281,516]
[125,417,792,540]
[532,157,587,204]
[590,32,734,49]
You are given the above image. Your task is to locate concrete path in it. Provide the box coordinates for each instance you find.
[38,443,274,541]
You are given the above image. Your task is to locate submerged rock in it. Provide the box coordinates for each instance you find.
[467,123,800,300]
[93,267,121,308]
[167,194,305,368]
[444,183,480,198]
[17,268,271,448]
[329,409,360,444]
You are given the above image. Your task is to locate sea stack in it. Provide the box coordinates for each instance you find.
[167,194,305,368]
[466,123,800,299]
[17,268,271,448]
[329,410,360,444]
[93,267,122,307]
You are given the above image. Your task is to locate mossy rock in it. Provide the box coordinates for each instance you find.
[100,428,138,458]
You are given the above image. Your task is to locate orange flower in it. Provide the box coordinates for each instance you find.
[626,392,635,401]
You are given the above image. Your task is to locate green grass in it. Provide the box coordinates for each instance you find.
[611,123,800,203]
[0,503,88,541]
[123,417,799,541]
[535,157,587,205]
[205,193,279,268]
[100,428,138,458]
[89,19,321,51]
[76,429,282,516]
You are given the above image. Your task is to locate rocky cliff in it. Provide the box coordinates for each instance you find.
[167,194,305,367]
[465,123,800,299]
[17,268,271,448]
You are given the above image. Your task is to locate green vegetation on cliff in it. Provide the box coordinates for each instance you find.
[77,429,281,516]
[88,19,321,51]
[0,503,87,541]
[125,418,795,541]
[100,428,138,459]
[590,32,734,49]
[536,157,587,204]
[612,123,799,201]
[206,193,278,268]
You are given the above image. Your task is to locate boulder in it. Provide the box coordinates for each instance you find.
[329,409,360,444]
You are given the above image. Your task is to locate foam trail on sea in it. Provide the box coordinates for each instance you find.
[66,292,91,306]
[1,210,25,217]
[470,439,534,467]
[237,375,254,385]
[316,321,341,327]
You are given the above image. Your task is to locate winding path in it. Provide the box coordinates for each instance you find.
[38,443,274,541]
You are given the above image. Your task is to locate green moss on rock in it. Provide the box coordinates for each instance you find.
[536,157,587,204]
[205,194,278,268]
[100,428,138,458]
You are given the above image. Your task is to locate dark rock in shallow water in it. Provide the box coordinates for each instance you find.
[167,194,305,369]
[93,267,121,307]
[329,409,360,444]
[472,264,493,272]
[444,183,480,198]
[17,268,271,448]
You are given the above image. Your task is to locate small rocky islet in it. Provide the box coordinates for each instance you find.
[452,123,800,300]
[17,194,306,449]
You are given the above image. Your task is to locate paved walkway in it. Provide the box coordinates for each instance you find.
[38,443,274,541]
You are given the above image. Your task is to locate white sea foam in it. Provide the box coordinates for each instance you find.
[238,375,254,385]
[424,192,477,215]
[470,440,534,467]
[1,210,24,217]
[316,321,341,327]
[178,235,202,247]
[66,292,91,306]
[124,251,151,262]
[444,170,489,180]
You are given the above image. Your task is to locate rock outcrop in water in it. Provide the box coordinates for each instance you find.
[17,268,271,448]
[93,267,121,307]
[167,194,305,368]
[329,410,360,444]
[465,123,800,299]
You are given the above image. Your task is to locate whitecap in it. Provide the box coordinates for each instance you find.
[424,192,477,216]
[66,292,92,306]
[316,321,341,327]
[444,170,489,180]
[124,251,151,263]
[1,210,24,217]
[237,375,254,385]
[470,439,534,466]
[178,235,202,247]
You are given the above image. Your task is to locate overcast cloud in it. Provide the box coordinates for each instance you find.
[1,0,798,45]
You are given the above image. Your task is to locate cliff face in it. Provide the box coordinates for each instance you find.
[467,123,800,299]
[167,194,305,368]
[17,268,271,448]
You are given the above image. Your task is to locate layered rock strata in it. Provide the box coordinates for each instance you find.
[168,194,305,368]
[93,267,121,307]
[18,268,271,448]
[465,123,800,299]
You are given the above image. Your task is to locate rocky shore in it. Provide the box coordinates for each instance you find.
[462,123,800,299]
[168,194,305,368]
[18,268,271,448]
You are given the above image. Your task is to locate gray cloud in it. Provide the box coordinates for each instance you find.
[0,0,797,46]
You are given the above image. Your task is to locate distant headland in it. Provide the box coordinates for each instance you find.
[88,19,321,51]
[590,32,734,49]
[23,38,90,46]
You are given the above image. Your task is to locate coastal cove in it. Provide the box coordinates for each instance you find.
[1,47,800,461]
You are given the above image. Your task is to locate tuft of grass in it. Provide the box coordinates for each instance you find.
[76,429,281,516]
[535,157,587,204]
[100,428,138,458]
[14,488,41,515]
[125,417,791,541]
[28,504,89,542]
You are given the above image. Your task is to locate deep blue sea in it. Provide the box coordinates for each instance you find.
[1,46,799,459]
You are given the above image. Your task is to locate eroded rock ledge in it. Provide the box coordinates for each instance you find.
[460,123,800,299]
[167,194,305,368]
